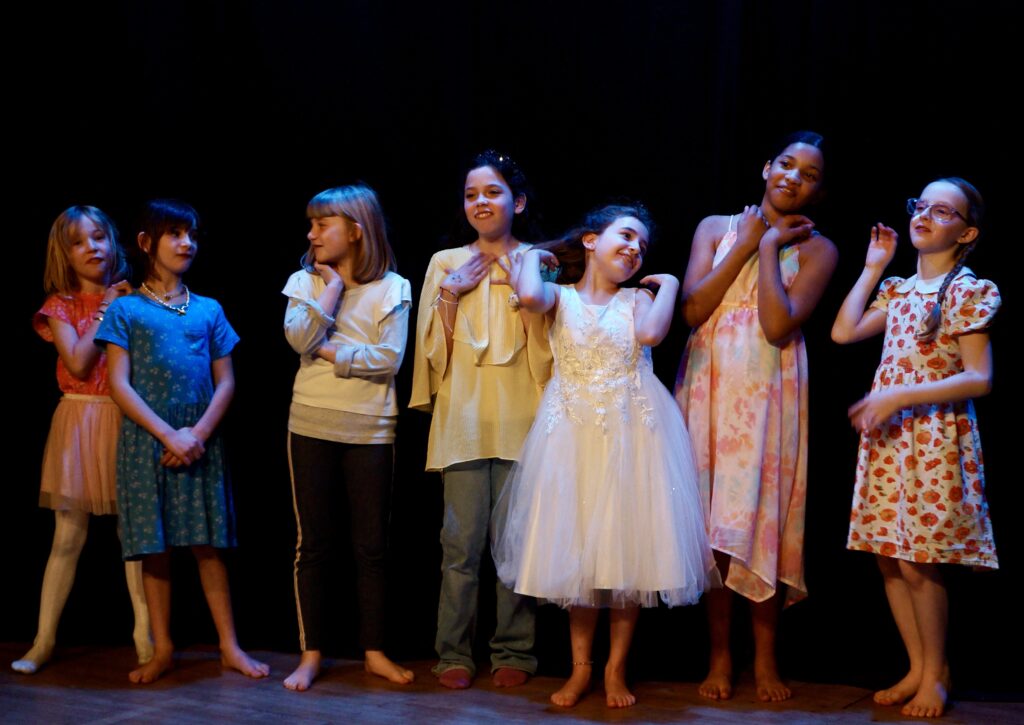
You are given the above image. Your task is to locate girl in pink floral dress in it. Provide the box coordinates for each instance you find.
[832,177,998,719]
[675,131,838,703]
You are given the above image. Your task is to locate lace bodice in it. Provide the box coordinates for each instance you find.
[544,286,654,432]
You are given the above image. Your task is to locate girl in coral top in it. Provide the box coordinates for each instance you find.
[14,206,150,675]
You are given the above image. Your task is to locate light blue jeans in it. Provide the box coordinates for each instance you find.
[433,458,536,676]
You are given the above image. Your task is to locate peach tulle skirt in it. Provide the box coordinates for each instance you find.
[39,394,121,515]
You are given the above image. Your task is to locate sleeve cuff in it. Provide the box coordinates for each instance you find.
[333,344,356,377]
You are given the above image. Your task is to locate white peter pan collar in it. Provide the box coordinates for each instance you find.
[894,266,975,294]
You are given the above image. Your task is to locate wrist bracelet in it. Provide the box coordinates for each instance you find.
[439,286,460,299]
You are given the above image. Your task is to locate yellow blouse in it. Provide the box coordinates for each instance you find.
[410,244,552,471]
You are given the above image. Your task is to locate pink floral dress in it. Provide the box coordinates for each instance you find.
[847,270,999,568]
[675,216,809,604]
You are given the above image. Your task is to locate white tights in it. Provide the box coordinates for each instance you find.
[11,510,152,674]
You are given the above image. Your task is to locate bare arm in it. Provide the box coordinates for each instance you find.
[106,344,205,465]
[756,216,837,345]
[634,274,679,346]
[681,208,766,328]
[190,355,235,443]
[511,248,561,315]
[832,224,898,344]
[48,282,132,379]
[848,332,993,432]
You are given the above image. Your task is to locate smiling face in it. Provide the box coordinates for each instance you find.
[463,165,525,240]
[583,216,649,284]
[762,142,824,214]
[307,215,360,268]
[909,180,978,255]
[67,215,114,288]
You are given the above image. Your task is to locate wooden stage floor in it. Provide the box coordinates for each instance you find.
[2,644,1021,724]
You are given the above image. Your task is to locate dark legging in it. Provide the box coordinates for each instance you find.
[288,432,393,652]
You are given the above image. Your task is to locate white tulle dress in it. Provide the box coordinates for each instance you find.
[493,285,716,608]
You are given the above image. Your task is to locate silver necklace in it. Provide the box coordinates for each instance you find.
[141,282,190,315]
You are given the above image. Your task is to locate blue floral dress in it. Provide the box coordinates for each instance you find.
[97,292,240,559]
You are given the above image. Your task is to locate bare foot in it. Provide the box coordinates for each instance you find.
[221,644,270,679]
[129,648,174,684]
[551,664,592,707]
[875,670,921,706]
[604,664,636,708]
[901,679,948,718]
[284,651,322,691]
[365,650,414,684]
[754,653,791,702]
[11,642,54,675]
[698,655,733,700]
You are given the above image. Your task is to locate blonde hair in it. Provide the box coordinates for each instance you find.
[304,185,396,284]
[43,206,129,294]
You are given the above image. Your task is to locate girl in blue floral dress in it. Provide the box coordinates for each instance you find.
[97,199,268,685]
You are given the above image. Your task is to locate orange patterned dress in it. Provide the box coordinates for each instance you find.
[848,270,999,568]
[675,217,809,604]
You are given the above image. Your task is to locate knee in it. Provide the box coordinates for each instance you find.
[876,555,901,577]
[191,545,218,562]
[897,559,941,589]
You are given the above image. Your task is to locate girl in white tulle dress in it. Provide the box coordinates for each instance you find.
[493,204,716,709]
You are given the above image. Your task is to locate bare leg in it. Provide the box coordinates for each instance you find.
[899,561,948,718]
[12,510,89,674]
[551,607,598,707]
[699,550,733,700]
[365,650,414,684]
[284,649,322,691]
[130,553,174,684]
[752,593,791,701]
[192,546,269,678]
[874,555,924,706]
[605,606,639,708]
[124,560,153,664]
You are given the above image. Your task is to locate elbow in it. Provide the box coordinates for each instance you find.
[763,324,793,348]
[518,291,548,313]
[975,372,994,398]
[67,363,92,381]
[283,330,322,357]
[831,325,853,345]
[680,297,709,329]
[760,315,800,348]
[636,334,663,347]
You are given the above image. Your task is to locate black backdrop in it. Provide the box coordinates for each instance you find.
[7,0,1022,699]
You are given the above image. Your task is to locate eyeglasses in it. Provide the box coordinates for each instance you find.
[907,198,967,224]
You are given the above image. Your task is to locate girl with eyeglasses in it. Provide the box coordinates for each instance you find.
[832,178,999,718]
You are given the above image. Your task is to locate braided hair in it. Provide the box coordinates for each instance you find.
[915,177,984,341]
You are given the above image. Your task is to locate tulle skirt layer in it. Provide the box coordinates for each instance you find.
[39,395,121,515]
[493,375,717,608]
